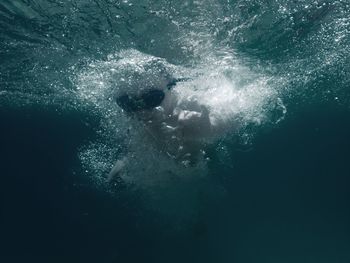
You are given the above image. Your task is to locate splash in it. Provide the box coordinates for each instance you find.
[73,48,286,188]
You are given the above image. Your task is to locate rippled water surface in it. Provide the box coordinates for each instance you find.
[1,1,350,262]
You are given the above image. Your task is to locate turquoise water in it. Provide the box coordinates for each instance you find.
[0,1,350,262]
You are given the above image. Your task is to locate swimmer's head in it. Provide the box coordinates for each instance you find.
[116,89,165,112]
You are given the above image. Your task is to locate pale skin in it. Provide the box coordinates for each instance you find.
[108,86,228,181]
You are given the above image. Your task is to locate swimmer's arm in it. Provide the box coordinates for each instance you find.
[107,157,127,182]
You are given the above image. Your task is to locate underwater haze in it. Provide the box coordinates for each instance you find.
[1,0,350,262]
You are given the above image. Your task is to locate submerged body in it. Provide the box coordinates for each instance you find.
[109,79,230,180]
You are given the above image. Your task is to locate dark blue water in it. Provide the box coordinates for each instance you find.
[1,1,350,262]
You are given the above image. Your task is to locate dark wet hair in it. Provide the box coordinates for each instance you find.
[116,89,165,112]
